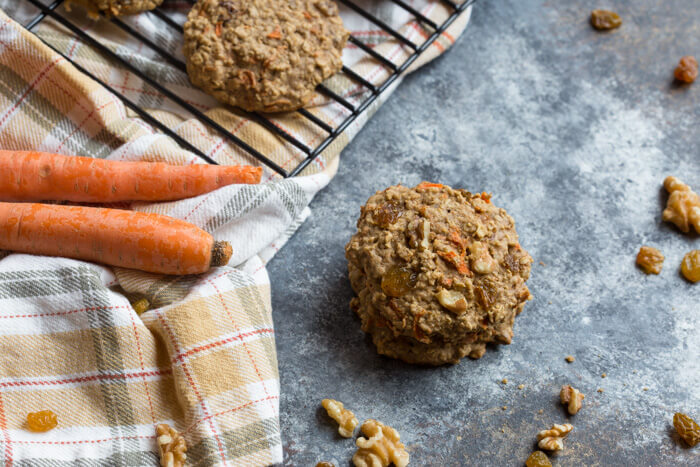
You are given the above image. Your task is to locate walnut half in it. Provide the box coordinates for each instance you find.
[322,399,358,438]
[560,385,585,415]
[536,423,573,451]
[156,424,187,467]
[353,419,409,467]
[662,176,700,234]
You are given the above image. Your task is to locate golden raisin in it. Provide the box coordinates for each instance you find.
[590,10,622,30]
[475,283,496,310]
[525,450,552,467]
[681,250,700,283]
[381,266,417,297]
[27,410,58,432]
[636,246,664,274]
[675,56,698,84]
[131,297,150,315]
[673,412,700,447]
[373,201,403,227]
[316,463,335,467]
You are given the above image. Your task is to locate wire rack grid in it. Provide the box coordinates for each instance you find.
[17,0,475,177]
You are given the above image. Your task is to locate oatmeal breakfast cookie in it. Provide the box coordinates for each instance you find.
[345,183,533,365]
[67,0,163,16]
[183,0,349,113]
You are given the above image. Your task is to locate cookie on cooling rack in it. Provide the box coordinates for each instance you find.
[67,0,163,16]
[345,183,533,365]
[183,0,349,113]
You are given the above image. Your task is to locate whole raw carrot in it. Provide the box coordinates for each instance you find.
[0,150,262,203]
[0,202,232,275]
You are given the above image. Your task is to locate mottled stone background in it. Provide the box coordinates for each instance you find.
[268,0,699,465]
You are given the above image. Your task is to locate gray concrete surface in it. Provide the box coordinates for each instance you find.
[268,1,700,465]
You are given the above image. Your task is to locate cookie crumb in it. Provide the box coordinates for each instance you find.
[502,406,508,410]
[537,409,544,414]
[565,355,575,363]
[456,435,462,441]
[597,388,604,393]
[518,384,525,390]
[643,387,649,391]
[501,378,508,384]
[601,373,607,378]
[539,261,546,266]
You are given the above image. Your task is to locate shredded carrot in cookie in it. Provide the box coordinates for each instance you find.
[215,21,222,37]
[267,27,282,39]
[303,11,313,20]
[416,182,444,190]
[479,192,492,203]
[437,250,471,276]
[448,228,466,249]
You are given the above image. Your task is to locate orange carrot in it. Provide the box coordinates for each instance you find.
[416,182,444,190]
[0,150,262,203]
[0,202,232,275]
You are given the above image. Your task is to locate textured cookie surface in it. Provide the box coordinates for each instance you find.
[183,0,348,112]
[345,183,533,365]
[68,0,163,16]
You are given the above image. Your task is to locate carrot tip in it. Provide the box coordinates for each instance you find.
[211,241,233,267]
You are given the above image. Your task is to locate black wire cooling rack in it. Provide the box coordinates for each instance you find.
[18,0,475,177]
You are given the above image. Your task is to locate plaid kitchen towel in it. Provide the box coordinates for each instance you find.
[0,1,472,465]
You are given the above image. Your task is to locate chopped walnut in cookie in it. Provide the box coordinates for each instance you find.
[469,241,497,275]
[435,289,467,314]
[662,176,700,234]
[560,385,585,415]
[537,423,573,451]
[636,246,664,274]
[322,399,358,438]
[156,424,187,467]
[353,419,409,467]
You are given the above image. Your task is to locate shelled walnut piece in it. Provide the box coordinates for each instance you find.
[156,424,187,467]
[322,399,358,438]
[560,385,585,415]
[662,176,700,234]
[636,246,664,275]
[536,423,573,451]
[353,419,409,467]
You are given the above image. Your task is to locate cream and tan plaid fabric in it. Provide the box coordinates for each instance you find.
[0,1,471,465]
